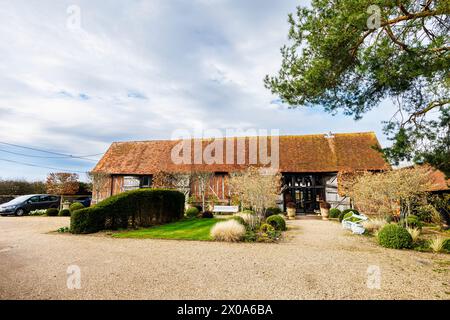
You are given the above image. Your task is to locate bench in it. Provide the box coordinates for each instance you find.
[212,205,239,214]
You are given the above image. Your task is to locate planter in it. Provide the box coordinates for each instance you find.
[287,207,296,220]
[62,201,71,210]
[320,207,329,220]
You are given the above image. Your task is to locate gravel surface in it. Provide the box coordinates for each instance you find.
[0,216,448,300]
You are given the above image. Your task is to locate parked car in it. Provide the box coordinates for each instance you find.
[72,196,91,208]
[0,194,60,216]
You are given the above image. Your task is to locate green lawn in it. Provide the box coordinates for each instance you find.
[113,218,221,241]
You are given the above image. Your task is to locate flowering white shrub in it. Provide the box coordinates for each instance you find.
[29,209,47,216]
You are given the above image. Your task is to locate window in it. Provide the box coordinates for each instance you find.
[28,196,40,203]
[123,176,141,191]
[140,176,152,188]
[39,195,50,202]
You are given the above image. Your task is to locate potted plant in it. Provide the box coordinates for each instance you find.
[286,202,296,220]
[319,201,331,220]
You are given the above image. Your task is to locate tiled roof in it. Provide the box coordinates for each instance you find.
[92,132,391,174]
[426,166,450,192]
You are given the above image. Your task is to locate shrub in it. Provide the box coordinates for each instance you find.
[58,209,71,217]
[339,209,360,222]
[202,211,214,219]
[443,238,450,252]
[265,207,282,217]
[69,202,85,212]
[362,218,387,234]
[259,223,275,233]
[406,227,421,243]
[319,201,331,209]
[406,215,423,229]
[243,230,257,242]
[70,189,185,234]
[429,236,447,253]
[29,209,47,216]
[329,208,341,219]
[343,208,359,215]
[236,213,259,231]
[57,226,70,233]
[286,202,296,209]
[415,205,433,223]
[242,209,255,215]
[377,224,412,249]
[266,214,287,231]
[185,207,199,218]
[210,220,246,242]
[233,215,246,226]
[46,208,59,216]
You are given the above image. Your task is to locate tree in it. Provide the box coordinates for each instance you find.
[265,0,450,176]
[153,171,191,201]
[46,172,80,195]
[0,179,46,195]
[87,171,110,204]
[345,167,433,221]
[190,171,214,212]
[228,167,281,217]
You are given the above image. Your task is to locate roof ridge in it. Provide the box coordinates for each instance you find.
[111,131,377,144]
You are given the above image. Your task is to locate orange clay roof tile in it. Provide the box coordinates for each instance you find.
[92,132,391,174]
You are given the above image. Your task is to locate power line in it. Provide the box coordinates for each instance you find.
[0,141,104,161]
[0,148,100,162]
[0,158,89,174]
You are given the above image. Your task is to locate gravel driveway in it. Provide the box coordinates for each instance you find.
[0,216,448,299]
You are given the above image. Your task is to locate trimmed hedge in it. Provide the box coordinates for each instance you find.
[71,189,185,234]
[329,208,341,219]
[46,208,59,216]
[266,214,287,231]
[69,202,85,212]
[58,209,71,217]
[377,224,412,249]
[185,207,199,218]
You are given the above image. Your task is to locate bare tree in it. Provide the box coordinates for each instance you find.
[190,171,214,212]
[347,167,433,222]
[228,167,281,217]
[153,171,191,203]
[87,171,111,204]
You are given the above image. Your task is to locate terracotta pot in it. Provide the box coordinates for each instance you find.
[287,207,296,220]
[320,207,329,220]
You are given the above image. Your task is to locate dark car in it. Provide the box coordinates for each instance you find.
[0,194,60,216]
[72,196,91,208]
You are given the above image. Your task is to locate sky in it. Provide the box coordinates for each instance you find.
[0,0,398,181]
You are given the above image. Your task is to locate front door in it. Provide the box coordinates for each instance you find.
[283,174,325,214]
